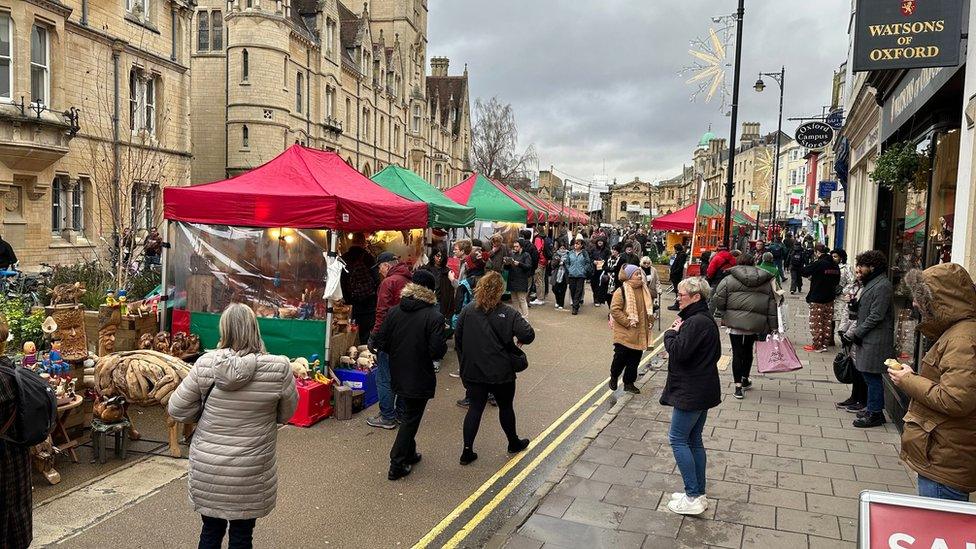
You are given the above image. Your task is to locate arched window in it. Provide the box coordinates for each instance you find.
[643,201,650,208]
[241,49,249,81]
[362,163,371,177]
[345,98,351,127]
[620,201,627,212]
[242,125,249,148]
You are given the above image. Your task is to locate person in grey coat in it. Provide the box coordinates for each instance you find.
[709,254,779,400]
[840,250,895,429]
[169,303,299,549]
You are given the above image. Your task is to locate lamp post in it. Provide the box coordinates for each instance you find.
[754,66,785,238]
[721,0,746,248]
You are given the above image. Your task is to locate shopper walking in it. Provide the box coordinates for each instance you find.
[705,244,736,288]
[421,245,455,321]
[758,251,784,287]
[590,239,610,306]
[802,244,841,353]
[368,252,411,430]
[663,277,722,516]
[531,232,551,305]
[894,264,976,500]
[550,243,569,310]
[0,317,31,549]
[371,270,447,480]
[455,271,535,466]
[839,250,894,428]
[768,235,786,282]
[788,242,810,294]
[667,244,688,311]
[168,304,298,549]
[564,238,592,315]
[710,254,778,399]
[504,239,533,319]
[608,265,654,394]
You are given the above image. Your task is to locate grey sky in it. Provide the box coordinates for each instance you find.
[428,0,852,189]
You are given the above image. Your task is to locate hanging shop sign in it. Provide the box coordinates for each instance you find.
[830,190,846,212]
[858,491,976,548]
[852,0,964,72]
[818,180,838,199]
[826,109,845,130]
[795,122,834,149]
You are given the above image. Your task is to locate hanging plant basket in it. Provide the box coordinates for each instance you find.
[870,140,931,193]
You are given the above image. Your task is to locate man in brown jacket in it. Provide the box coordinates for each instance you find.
[891,263,976,501]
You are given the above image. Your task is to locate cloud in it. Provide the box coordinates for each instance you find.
[428,0,851,187]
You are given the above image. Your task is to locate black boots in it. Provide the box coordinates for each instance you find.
[853,411,886,428]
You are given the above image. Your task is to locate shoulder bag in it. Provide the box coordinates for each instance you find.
[488,309,529,373]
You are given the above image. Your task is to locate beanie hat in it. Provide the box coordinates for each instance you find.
[622,264,641,280]
[411,269,437,291]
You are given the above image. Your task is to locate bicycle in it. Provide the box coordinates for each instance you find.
[0,263,54,312]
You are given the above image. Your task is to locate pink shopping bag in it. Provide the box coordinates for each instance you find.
[756,334,803,374]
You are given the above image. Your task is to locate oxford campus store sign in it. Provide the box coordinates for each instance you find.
[853,0,964,71]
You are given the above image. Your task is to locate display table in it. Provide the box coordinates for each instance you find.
[53,396,85,463]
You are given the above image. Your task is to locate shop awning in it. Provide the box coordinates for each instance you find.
[444,174,530,223]
[164,144,428,231]
[371,165,476,228]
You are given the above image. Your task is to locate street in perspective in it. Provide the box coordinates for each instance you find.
[3,0,976,548]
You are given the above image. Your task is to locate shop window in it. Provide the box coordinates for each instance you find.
[0,14,11,100]
[30,24,49,106]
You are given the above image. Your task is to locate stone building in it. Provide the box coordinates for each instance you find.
[190,0,471,189]
[0,0,194,268]
[656,165,695,215]
[603,177,657,226]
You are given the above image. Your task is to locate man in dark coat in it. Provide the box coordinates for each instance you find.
[802,244,841,352]
[340,244,378,343]
[504,240,533,318]
[667,244,688,310]
[372,270,447,480]
[0,234,17,271]
[368,252,412,430]
[788,242,810,294]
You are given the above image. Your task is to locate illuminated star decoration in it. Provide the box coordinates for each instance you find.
[679,17,736,113]
[753,146,775,203]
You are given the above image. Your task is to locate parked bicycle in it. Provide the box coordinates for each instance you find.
[0,263,54,311]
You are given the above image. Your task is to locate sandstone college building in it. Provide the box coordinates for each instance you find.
[190,0,472,188]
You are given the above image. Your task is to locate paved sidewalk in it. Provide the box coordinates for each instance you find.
[504,296,913,549]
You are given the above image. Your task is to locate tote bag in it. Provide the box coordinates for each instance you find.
[756,294,802,374]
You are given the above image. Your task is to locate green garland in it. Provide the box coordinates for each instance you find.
[870,140,930,193]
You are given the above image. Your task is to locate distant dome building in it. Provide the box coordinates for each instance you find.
[698,128,717,149]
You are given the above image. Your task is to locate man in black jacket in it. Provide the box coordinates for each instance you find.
[372,270,447,480]
[0,235,17,271]
[802,244,841,352]
[667,244,688,311]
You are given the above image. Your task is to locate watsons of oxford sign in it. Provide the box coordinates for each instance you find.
[795,122,834,149]
[853,0,964,71]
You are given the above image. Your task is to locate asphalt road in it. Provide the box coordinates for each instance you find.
[33,289,658,548]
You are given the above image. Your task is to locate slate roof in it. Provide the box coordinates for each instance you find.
[426,75,467,135]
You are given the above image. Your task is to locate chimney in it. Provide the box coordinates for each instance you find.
[431,56,449,77]
[740,122,760,145]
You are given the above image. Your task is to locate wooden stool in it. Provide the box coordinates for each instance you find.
[91,418,131,464]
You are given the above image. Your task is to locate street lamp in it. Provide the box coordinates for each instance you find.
[754,66,785,239]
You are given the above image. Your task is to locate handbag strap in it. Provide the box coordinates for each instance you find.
[771,279,785,334]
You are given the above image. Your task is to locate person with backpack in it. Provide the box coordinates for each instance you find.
[608,265,654,394]
[564,237,593,315]
[789,242,810,294]
[2,315,54,549]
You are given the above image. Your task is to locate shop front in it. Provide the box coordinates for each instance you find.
[869,62,965,426]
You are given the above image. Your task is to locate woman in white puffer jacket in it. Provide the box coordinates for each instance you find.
[169,303,298,549]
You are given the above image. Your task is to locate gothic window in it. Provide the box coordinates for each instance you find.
[242,125,249,148]
[211,10,223,50]
[197,11,209,52]
[51,178,64,234]
[296,72,303,113]
[241,49,249,81]
[412,104,421,133]
[345,98,351,127]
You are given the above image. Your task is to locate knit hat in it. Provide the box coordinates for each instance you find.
[411,269,437,291]
[622,264,641,280]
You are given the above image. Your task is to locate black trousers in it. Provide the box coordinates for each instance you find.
[729,333,757,384]
[590,273,606,305]
[849,367,867,404]
[463,381,519,449]
[610,344,642,385]
[199,515,256,549]
[568,277,586,310]
[390,396,428,469]
[553,280,568,307]
[790,269,803,293]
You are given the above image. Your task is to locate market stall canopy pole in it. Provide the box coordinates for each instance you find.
[444,173,528,224]
[371,165,476,228]
[163,144,428,231]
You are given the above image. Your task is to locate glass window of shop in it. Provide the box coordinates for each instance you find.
[887,129,959,364]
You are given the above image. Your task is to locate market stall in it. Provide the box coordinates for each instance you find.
[372,165,476,228]
[445,173,530,224]
[162,144,428,366]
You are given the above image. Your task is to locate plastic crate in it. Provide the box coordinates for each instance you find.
[334,368,378,409]
[288,380,333,427]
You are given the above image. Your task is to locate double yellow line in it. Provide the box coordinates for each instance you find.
[415,335,667,548]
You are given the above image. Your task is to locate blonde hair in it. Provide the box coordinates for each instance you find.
[640,256,652,267]
[678,276,711,301]
[218,303,266,354]
[474,271,505,311]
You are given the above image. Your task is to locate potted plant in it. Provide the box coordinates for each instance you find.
[870,140,931,193]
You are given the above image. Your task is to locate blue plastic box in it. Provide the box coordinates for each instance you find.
[334,368,378,409]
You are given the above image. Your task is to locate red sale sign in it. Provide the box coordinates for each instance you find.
[860,491,976,548]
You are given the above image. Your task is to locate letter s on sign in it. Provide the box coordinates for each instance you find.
[889,533,915,549]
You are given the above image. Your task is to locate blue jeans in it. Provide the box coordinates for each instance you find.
[669,408,708,498]
[374,352,403,421]
[918,475,970,501]
[862,371,884,413]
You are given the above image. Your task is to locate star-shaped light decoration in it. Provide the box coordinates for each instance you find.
[679,16,736,113]
[752,146,775,203]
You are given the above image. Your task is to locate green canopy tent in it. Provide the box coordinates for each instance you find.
[372,165,476,228]
[444,173,530,223]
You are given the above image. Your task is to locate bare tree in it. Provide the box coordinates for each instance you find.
[470,97,538,182]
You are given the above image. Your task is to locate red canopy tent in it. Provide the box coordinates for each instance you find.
[163,144,428,231]
[652,204,697,231]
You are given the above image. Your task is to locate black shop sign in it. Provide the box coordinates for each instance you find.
[853,0,964,71]
[795,122,834,149]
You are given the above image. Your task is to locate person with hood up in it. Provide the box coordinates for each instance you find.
[710,254,779,399]
[368,252,412,430]
[705,245,736,288]
[564,237,593,315]
[608,264,654,394]
[504,239,533,319]
[455,271,535,465]
[550,243,570,310]
[839,250,895,428]
[891,264,976,501]
[371,270,447,480]
[663,277,722,516]
[590,239,610,306]
[169,304,298,549]
[758,252,784,288]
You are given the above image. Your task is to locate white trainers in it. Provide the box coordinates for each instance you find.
[669,492,708,509]
[667,494,707,515]
[530,299,545,306]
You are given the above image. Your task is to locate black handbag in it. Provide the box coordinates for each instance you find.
[833,346,855,384]
[488,312,529,373]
